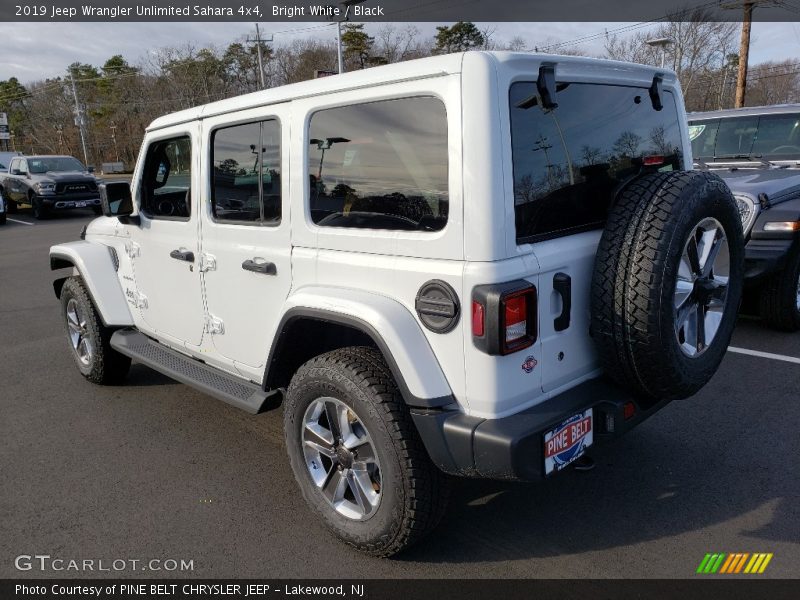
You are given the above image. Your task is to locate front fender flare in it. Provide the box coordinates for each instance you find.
[50,240,134,327]
[268,287,454,408]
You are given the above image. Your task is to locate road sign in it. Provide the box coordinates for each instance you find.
[0,112,7,126]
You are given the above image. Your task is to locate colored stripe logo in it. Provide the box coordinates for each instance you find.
[696,553,773,574]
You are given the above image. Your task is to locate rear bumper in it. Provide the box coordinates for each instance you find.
[412,378,670,481]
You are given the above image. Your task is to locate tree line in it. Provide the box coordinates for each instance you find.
[0,17,797,169]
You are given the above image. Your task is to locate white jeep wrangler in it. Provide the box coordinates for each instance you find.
[50,52,744,556]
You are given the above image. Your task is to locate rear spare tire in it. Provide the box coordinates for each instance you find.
[591,171,744,403]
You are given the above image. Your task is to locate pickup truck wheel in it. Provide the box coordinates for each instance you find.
[284,347,449,557]
[759,245,800,331]
[60,277,131,384]
[0,212,5,225]
[591,171,744,403]
[32,198,49,220]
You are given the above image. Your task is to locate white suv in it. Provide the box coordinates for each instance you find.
[50,52,744,556]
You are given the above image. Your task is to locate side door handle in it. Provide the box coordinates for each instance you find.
[242,259,277,275]
[169,248,195,262]
[553,272,571,332]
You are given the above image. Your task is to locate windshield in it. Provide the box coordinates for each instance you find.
[510,81,683,243]
[689,113,800,160]
[27,157,86,174]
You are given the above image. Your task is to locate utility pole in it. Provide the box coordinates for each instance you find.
[69,67,90,166]
[532,134,555,189]
[735,2,754,108]
[723,0,772,108]
[55,125,64,152]
[247,23,272,89]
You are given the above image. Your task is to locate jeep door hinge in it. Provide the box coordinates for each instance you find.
[198,253,217,273]
[124,241,141,259]
[204,315,225,335]
[126,289,148,309]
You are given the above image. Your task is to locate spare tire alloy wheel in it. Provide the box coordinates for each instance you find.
[591,170,744,403]
[302,396,381,520]
[674,218,731,357]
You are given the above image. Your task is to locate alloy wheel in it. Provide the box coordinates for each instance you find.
[674,218,731,357]
[301,397,381,520]
[66,298,93,366]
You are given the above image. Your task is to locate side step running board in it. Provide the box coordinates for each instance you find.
[110,330,278,414]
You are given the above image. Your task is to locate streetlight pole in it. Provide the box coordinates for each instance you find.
[110,123,119,162]
[645,37,674,69]
[335,0,367,74]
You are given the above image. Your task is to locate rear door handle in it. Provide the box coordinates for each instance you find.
[553,272,571,332]
[242,259,277,275]
[169,249,194,262]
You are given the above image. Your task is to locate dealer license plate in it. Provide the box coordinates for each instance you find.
[75,201,87,207]
[544,408,593,476]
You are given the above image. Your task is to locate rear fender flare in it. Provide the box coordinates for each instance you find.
[267,287,454,408]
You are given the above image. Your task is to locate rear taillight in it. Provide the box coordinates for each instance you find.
[472,281,537,355]
[501,290,534,354]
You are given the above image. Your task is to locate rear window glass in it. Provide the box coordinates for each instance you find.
[308,96,449,232]
[510,82,683,243]
[690,113,800,159]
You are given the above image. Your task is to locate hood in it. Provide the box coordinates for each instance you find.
[716,169,800,203]
[40,171,97,182]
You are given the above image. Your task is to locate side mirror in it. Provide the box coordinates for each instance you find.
[100,181,137,223]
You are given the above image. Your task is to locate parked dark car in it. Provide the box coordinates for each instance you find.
[689,105,800,331]
[0,154,101,219]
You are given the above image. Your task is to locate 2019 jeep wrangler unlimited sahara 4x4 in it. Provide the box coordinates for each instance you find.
[50,52,744,557]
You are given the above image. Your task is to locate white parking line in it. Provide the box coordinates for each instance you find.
[7,218,34,226]
[728,346,800,365]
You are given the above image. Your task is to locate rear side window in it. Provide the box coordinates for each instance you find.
[308,96,449,232]
[211,119,281,224]
[510,82,683,243]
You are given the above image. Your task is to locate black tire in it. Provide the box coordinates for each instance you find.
[759,245,800,332]
[60,277,131,384]
[0,212,5,225]
[284,346,449,557]
[92,206,103,215]
[591,171,744,403]
[32,197,49,220]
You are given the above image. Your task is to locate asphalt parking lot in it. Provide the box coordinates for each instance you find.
[1,211,798,579]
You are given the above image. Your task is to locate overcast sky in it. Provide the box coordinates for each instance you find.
[0,21,798,82]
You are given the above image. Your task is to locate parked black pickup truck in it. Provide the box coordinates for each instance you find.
[689,105,800,331]
[0,155,101,219]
